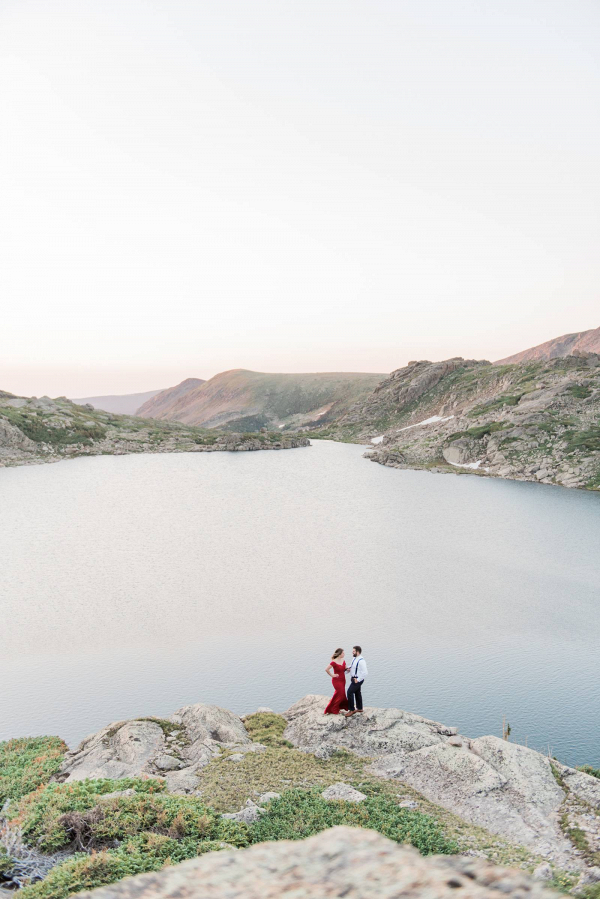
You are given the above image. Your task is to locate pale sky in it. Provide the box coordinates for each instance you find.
[1,1,599,397]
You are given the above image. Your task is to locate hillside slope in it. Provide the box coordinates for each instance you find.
[136,378,206,417]
[497,326,600,364]
[137,369,386,431]
[0,392,308,469]
[72,389,163,415]
[317,354,600,490]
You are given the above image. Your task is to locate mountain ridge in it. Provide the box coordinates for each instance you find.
[496,326,600,365]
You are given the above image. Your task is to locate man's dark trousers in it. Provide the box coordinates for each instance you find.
[347,679,364,711]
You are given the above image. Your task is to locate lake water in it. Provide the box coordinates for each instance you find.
[1,440,599,766]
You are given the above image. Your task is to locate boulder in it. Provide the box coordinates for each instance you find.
[57,704,250,790]
[321,783,366,802]
[76,826,560,899]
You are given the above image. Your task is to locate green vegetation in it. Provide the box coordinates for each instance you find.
[18,835,228,899]
[578,765,600,779]
[567,385,592,399]
[447,421,507,442]
[242,711,292,748]
[251,787,457,854]
[565,427,600,455]
[0,736,67,805]
[9,778,247,853]
[468,394,524,417]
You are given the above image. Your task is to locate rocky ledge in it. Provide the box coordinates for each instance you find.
[284,696,600,871]
[49,696,600,877]
[75,826,558,899]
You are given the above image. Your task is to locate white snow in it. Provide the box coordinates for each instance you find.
[397,415,454,432]
[278,424,285,429]
[448,459,488,470]
[371,435,385,444]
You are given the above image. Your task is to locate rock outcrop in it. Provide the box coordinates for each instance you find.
[75,826,559,899]
[322,354,600,491]
[56,704,252,793]
[283,696,600,868]
[0,393,309,469]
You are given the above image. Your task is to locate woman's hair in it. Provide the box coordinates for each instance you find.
[332,648,344,659]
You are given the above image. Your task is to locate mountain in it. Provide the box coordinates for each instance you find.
[0,392,308,469]
[496,325,600,364]
[137,369,386,431]
[136,377,206,418]
[71,389,164,415]
[317,354,600,490]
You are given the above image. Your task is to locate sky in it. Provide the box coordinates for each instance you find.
[1,1,599,397]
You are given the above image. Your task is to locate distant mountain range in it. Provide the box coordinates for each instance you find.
[137,370,386,431]
[496,325,600,364]
[72,389,165,415]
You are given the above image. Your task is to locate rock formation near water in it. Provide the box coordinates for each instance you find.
[75,826,559,899]
[0,392,309,469]
[316,354,600,490]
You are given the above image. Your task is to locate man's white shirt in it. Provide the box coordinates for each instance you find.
[349,657,368,680]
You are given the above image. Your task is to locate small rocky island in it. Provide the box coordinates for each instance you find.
[1,697,599,899]
[0,393,309,469]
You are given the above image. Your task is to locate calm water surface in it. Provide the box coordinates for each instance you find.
[1,441,599,766]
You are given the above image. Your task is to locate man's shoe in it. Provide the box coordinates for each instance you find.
[344,711,356,717]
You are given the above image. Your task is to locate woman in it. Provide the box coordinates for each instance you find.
[324,648,349,715]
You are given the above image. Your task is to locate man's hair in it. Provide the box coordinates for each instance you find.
[353,645,362,654]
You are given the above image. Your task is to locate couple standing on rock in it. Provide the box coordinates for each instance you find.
[324,645,368,717]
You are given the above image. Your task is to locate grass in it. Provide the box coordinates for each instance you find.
[0,736,67,805]
[578,765,600,779]
[242,712,293,748]
[447,421,507,442]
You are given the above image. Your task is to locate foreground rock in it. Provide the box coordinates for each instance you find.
[284,696,600,869]
[56,704,252,793]
[76,826,558,899]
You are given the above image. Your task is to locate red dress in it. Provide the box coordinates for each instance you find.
[324,660,349,714]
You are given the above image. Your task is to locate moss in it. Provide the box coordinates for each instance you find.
[0,736,67,805]
[243,712,292,748]
[578,765,600,779]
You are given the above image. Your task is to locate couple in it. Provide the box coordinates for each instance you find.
[324,645,368,718]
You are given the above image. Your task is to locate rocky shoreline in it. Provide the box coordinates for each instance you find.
[0,393,309,470]
[2,697,599,899]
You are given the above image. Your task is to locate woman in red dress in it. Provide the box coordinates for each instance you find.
[324,648,349,715]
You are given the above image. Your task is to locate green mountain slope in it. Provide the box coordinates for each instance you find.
[136,369,386,431]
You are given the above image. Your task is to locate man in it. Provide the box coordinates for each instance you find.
[345,645,368,717]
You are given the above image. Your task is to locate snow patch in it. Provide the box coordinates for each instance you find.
[448,459,488,470]
[371,435,385,444]
[398,415,454,432]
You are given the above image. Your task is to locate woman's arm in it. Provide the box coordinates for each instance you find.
[325,664,333,677]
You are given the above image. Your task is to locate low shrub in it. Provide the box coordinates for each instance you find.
[250,788,457,855]
[11,778,248,853]
[0,737,67,805]
[17,834,228,899]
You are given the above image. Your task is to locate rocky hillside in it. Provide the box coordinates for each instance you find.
[136,379,206,418]
[497,327,600,365]
[0,392,309,469]
[1,697,599,899]
[71,390,165,416]
[136,370,386,431]
[316,354,600,491]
